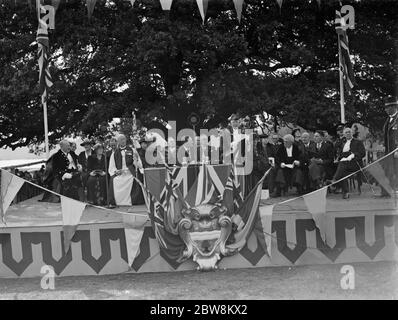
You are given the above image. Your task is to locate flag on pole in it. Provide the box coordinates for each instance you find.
[36,18,53,101]
[0,170,25,224]
[335,10,355,93]
[36,0,53,158]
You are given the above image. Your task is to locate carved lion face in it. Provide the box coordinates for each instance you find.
[178,202,235,271]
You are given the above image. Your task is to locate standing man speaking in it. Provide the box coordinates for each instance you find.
[380,96,398,197]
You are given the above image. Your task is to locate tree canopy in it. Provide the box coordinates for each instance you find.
[0,0,397,149]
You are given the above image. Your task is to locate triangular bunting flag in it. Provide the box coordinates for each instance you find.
[232,0,244,23]
[0,170,25,224]
[129,0,136,8]
[196,0,208,24]
[316,0,321,8]
[276,0,283,9]
[364,161,394,196]
[86,0,97,19]
[259,204,274,258]
[61,196,86,252]
[159,0,172,11]
[303,187,328,243]
[122,213,148,266]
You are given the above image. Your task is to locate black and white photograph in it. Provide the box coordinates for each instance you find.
[0,0,397,305]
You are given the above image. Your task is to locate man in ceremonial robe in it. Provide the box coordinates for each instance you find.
[108,134,143,206]
[52,140,83,201]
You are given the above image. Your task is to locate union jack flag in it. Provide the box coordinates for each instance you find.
[36,4,53,103]
[335,10,355,94]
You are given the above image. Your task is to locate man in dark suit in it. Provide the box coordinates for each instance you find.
[380,96,398,197]
[78,139,93,192]
[78,139,93,171]
[69,141,78,158]
[104,137,118,208]
[52,140,83,200]
[271,134,303,197]
[106,138,118,164]
[330,127,365,199]
[334,124,346,161]
[308,130,335,189]
[265,133,282,194]
[299,132,317,192]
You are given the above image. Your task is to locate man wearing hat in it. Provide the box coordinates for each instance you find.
[379,96,398,197]
[78,138,93,200]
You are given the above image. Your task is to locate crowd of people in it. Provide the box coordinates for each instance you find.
[16,96,397,207]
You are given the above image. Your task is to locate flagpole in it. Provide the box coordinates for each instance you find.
[43,96,50,159]
[338,33,345,124]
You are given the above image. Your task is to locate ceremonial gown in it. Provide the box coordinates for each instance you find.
[108,147,135,206]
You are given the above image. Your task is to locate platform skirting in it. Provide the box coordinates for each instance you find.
[1,209,397,278]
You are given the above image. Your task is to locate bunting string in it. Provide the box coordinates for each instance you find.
[1,146,397,218]
[1,146,397,227]
[0,168,147,218]
[275,147,398,206]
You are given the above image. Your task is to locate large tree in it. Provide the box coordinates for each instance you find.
[0,0,397,149]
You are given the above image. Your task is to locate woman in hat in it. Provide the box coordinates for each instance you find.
[87,143,107,205]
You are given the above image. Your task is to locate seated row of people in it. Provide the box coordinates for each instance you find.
[266,127,365,199]
[42,123,365,206]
